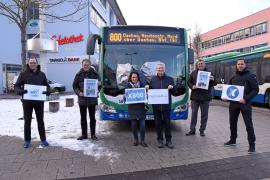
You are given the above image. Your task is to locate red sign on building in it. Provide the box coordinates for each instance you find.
[51,34,84,45]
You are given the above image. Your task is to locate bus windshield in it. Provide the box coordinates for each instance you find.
[103,44,186,95]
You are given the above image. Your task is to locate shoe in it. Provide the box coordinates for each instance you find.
[23,141,31,148]
[141,141,148,147]
[248,144,255,154]
[41,140,49,147]
[166,142,174,149]
[91,135,98,140]
[133,139,139,146]
[224,140,236,146]
[77,135,88,140]
[200,131,205,136]
[186,130,196,136]
[158,140,164,148]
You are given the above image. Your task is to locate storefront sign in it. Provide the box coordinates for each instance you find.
[48,56,82,63]
[51,34,84,45]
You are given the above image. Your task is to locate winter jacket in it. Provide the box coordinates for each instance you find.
[73,68,100,106]
[229,68,259,103]
[149,74,175,110]
[126,82,147,120]
[14,65,50,103]
[188,69,217,101]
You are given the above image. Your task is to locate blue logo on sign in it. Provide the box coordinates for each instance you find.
[226,86,239,99]
[30,21,38,27]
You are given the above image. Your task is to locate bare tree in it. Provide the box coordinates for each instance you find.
[0,0,88,69]
[191,26,202,60]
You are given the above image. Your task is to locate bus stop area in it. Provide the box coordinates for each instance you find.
[0,100,270,180]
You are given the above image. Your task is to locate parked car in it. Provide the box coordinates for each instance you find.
[48,80,66,93]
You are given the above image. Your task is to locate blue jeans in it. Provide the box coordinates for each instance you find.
[131,118,146,142]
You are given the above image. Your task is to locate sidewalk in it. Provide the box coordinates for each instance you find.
[0,102,270,180]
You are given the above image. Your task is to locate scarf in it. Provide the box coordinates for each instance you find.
[129,81,140,88]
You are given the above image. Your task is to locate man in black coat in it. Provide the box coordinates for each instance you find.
[186,59,217,136]
[146,63,175,149]
[223,59,259,153]
[14,57,50,148]
[73,59,100,140]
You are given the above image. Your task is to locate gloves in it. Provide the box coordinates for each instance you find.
[22,90,28,94]
[42,91,51,96]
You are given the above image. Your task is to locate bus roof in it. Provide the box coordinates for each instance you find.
[204,45,270,63]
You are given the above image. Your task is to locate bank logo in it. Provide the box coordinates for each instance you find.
[226,86,239,99]
[29,21,38,27]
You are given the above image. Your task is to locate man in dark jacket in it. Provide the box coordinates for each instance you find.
[186,59,217,136]
[223,59,259,153]
[73,59,100,140]
[14,57,50,148]
[146,63,175,149]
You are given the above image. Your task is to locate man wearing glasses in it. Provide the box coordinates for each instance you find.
[15,57,51,148]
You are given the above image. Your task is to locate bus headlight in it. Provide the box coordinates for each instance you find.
[174,103,188,113]
[99,104,116,113]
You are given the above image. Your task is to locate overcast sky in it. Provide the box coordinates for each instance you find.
[116,0,270,34]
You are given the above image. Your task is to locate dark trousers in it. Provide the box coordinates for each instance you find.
[23,101,46,141]
[131,118,146,142]
[190,100,210,132]
[153,109,171,142]
[229,103,256,144]
[79,105,96,137]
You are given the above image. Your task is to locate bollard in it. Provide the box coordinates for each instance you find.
[49,102,60,113]
[66,98,74,107]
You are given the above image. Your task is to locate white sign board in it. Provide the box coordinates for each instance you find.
[125,88,147,104]
[84,79,98,97]
[196,70,211,90]
[23,84,47,101]
[221,85,244,102]
[148,89,169,104]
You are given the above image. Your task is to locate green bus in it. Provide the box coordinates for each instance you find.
[87,26,193,120]
[204,46,270,108]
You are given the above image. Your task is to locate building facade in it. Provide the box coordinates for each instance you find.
[0,0,126,94]
[200,7,270,59]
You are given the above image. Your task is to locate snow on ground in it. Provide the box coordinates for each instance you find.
[0,95,119,162]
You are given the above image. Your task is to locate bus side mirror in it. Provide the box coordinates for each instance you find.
[86,34,102,55]
[188,48,194,64]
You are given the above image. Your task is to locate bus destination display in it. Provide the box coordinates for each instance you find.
[107,30,182,45]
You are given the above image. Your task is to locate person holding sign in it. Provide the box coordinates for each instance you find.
[73,59,100,141]
[223,59,259,153]
[186,59,217,136]
[14,57,51,148]
[145,63,175,149]
[125,71,148,147]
